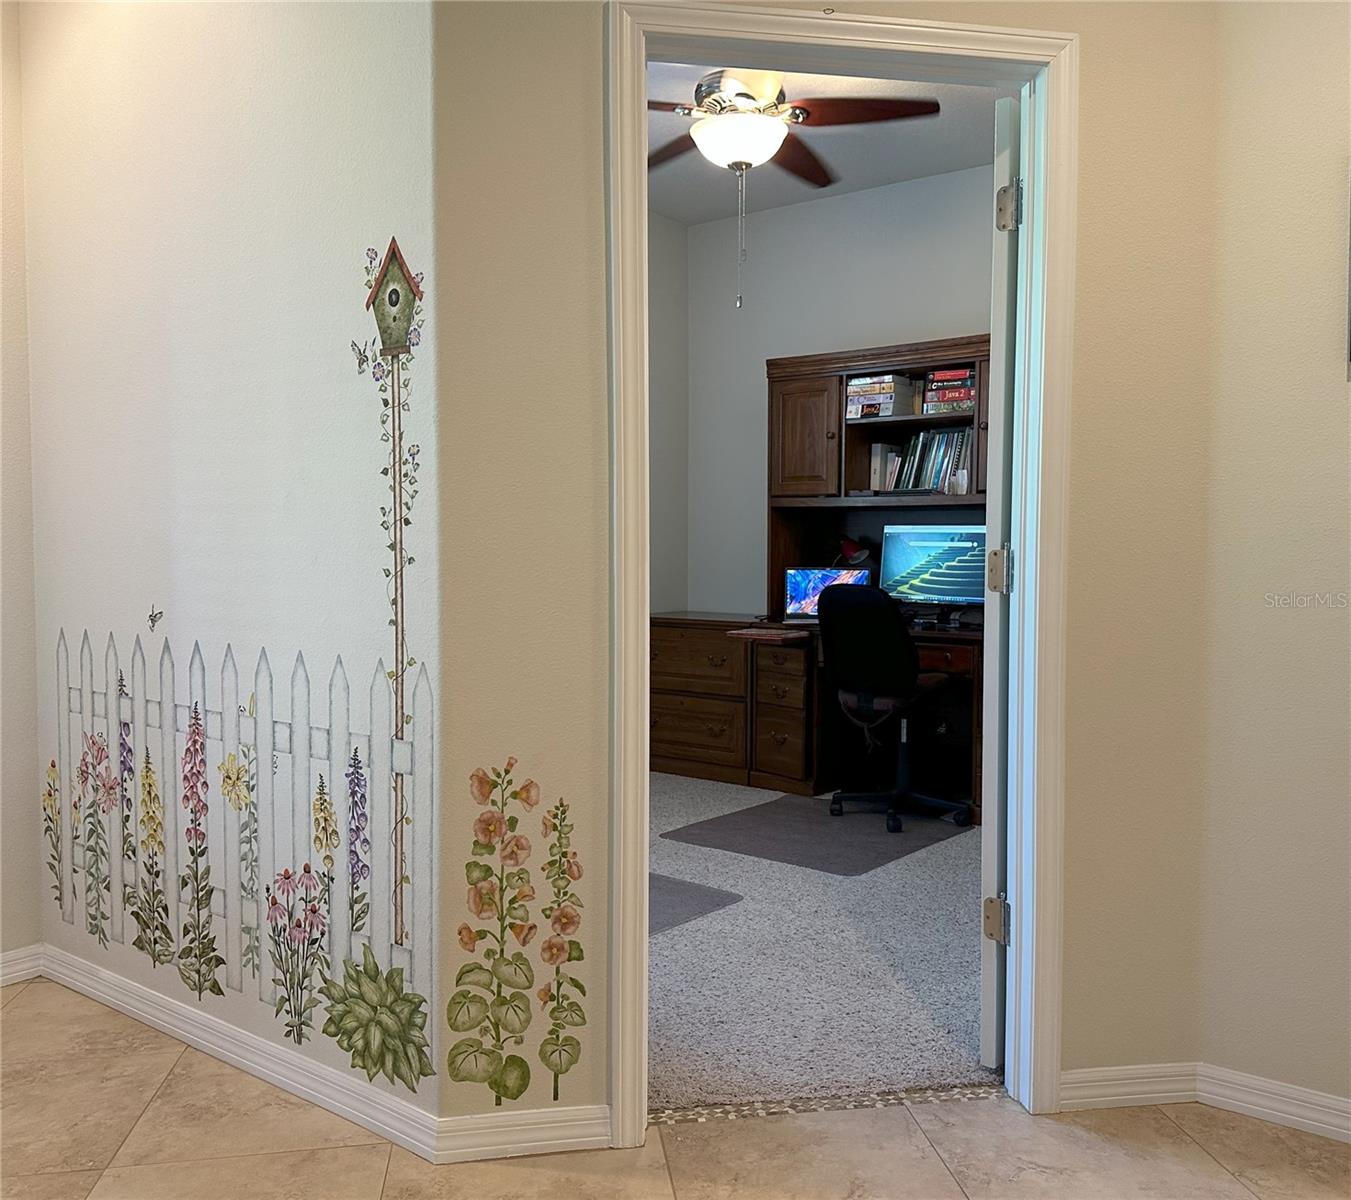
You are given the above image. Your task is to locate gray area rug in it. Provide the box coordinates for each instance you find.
[649,772,997,1109]
[650,872,743,935]
[661,792,964,876]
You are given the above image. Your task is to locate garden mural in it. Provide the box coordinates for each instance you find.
[42,241,438,1095]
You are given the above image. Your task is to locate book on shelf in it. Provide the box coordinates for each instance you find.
[871,426,972,495]
[928,367,975,383]
[847,373,923,418]
[922,396,976,414]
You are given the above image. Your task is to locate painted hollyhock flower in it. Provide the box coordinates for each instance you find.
[469,767,494,805]
[564,851,583,881]
[499,834,530,867]
[457,922,479,952]
[467,879,497,919]
[516,779,541,809]
[510,922,538,947]
[474,810,507,845]
[550,904,581,937]
[540,936,568,966]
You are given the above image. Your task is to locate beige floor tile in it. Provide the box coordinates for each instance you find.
[0,1047,184,1176]
[1160,1103,1351,1200]
[0,982,181,1066]
[88,1143,391,1200]
[380,1140,675,1200]
[0,982,34,1010]
[909,1096,1255,1198]
[110,1047,387,1166]
[0,1171,102,1200]
[659,1106,965,1200]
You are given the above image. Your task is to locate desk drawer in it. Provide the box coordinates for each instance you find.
[756,671,806,710]
[651,694,746,768]
[754,705,807,778]
[651,626,746,697]
[755,643,808,679]
[916,643,975,676]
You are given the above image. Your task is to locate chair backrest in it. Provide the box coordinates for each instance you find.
[817,584,919,699]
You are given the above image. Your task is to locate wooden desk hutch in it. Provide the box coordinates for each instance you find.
[652,334,989,822]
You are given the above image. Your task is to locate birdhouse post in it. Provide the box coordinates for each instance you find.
[365,237,424,947]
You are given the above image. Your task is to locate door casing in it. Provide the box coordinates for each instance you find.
[606,0,1079,1146]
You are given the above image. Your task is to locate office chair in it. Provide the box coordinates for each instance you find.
[816,584,973,834]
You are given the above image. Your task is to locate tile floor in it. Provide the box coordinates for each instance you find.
[2,978,1347,1199]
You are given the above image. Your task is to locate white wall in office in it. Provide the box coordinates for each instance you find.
[648,211,690,613]
[685,165,994,613]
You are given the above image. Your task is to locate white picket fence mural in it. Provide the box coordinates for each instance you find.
[53,629,436,1007]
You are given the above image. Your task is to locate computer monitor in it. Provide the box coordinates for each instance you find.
[879,525,986,606]
[784,567,870,619]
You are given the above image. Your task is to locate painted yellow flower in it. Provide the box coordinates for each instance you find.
[42,760,60,820]
[217,752,251,812]
[139,751,165,859]
[312,775,340,871]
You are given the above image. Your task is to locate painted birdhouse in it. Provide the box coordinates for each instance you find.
[365,237,424,356]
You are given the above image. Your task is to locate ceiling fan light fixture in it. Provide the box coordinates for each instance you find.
[689,111,788,169]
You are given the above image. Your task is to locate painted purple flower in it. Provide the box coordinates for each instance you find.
[266,892,286,927]
[372,360,387,383]
[297,862,321,899]
[408,325,421,347]
[366,247,379,266]
[273,867,298,901]
[345,747,369,876]
[287,916,307,946]
[304,902,326,935]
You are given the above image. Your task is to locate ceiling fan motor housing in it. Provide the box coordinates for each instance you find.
[694,69,786,114]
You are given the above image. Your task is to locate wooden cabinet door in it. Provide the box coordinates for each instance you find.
[769,376,841,496]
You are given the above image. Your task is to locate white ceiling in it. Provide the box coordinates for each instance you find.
[647,62,1003,226]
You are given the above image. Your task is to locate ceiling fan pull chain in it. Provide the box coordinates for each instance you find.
[735,163,747,309]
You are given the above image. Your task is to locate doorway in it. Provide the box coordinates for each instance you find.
[607,3,1078,1146]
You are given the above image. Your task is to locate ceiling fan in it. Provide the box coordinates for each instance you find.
[648,68,941,187]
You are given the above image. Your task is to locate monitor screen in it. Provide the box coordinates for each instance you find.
[880,525,986,606]
[785,567,870,617]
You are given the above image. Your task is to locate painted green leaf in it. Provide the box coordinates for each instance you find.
[567,975,586,997]
[549,1000,586,1027]
[488,1054,530,1100]
[566,940,585,963]
[454,962,494,990]
[491,951,534,990]
[539,1031,582,1076]
[446,1037,502,1084]
[491,990,532,1036]
[446,989,490,1032]
[465,861,494,885]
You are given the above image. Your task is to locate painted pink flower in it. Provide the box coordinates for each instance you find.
[266,893,287,927]
[514,884,536,904]
[504,756,517,773]
[510,921,538,947]
[542,812,555,836]
[304,902,326,935]
[469,768,494,805]
[473,810,507,845]
[499,834,531,867]
[273,867,299,900]
[297,863,321,898]
[287,916,307,946]
[467,879,498,919]
[537,985,553,1011]
[564,851,583,881]
[516,779,541,809]
[185,825,206,846]
[457,922,479,952]
[95,765,120,815]
[550,904,581,936]
[540,935,568,966]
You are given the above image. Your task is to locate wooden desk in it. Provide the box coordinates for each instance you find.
[650,612,982,820]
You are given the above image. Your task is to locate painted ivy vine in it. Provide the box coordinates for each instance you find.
[42,759,62,909]
[448,756,541,1106]
[130,750,174,966]
[177,704,224,998]
[538,797,586,1100]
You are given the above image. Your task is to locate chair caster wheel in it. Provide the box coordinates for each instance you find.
[952,808,973,827]
[886,813,903,833]
[829,798,843,816]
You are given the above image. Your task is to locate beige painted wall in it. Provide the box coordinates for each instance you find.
[1,0,40,954]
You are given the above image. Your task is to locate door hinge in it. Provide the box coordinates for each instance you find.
[983,894,1011,945]
[995,178,1023,232]
[987,545,1014,595]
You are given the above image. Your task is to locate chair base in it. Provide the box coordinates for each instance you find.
[829,789,973,833]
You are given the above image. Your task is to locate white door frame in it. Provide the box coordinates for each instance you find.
[606,1,1078,1146]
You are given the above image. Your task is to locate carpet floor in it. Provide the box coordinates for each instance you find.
[648,771,999,1109]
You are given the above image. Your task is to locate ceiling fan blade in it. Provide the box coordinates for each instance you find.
[792,97,940,126]
[648,133,696,169]
[647,100,684,112]
[774,132,834,188]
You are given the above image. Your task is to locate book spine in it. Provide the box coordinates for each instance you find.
[927,378,976,392]
[928,367,973,382]
[923,399,976,414]
[846,382,895,395]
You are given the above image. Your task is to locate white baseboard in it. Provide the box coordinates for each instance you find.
[32,944,612,1163]
[0,942,44,985]
[1061,1061,1350,1143]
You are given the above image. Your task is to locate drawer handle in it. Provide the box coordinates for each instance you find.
[706,653,728,668]
[825,430,837,440]
[704,722,727,738]
[768,730,788,746]
[770,652,787,666]
[650,715,661,727]
[770,683,789,700]
[944,652,953,664]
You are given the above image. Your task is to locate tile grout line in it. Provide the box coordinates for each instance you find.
[1153,1104,1264,1200]
[377,1141,394,1199]
[902,1102,973,1200]
[104,1137,393,1173]
[98,1041,188,1176]
[655,1123,682,1200]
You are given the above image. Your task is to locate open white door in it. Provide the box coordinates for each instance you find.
[980,96,1020,1069]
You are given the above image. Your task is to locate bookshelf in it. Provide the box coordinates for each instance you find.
[764,333,989,620]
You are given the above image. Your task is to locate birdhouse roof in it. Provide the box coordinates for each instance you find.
[365,237,424,310]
